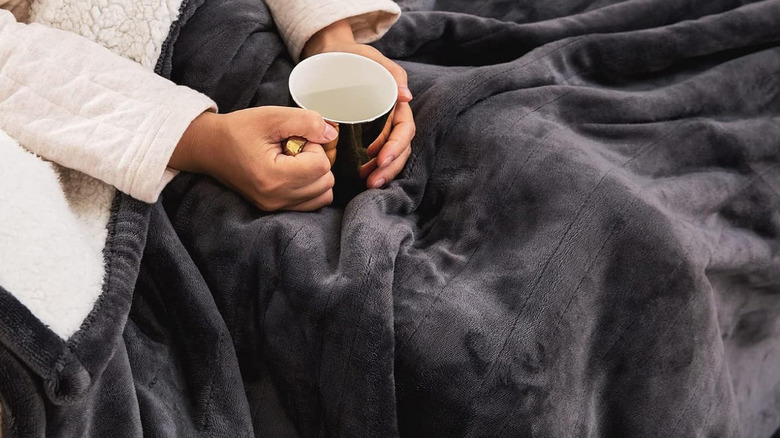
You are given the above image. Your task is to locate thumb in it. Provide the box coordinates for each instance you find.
[271,107,339,144]
[363,51,412,102]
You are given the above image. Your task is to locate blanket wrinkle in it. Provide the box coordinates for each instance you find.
[0,0,183,431]
[4,0,780,436]
[0,0,191,343]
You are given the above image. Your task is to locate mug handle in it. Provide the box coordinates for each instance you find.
[283,122,339,166]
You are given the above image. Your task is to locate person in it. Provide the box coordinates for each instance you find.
[0,0,415,212]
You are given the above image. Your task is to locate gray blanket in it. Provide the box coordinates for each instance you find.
[1,0,779,436]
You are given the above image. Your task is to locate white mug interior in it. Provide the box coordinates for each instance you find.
[288,52,398,124]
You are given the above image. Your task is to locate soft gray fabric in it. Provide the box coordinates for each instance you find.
[1,0,779,437]
[0,194,150,437]
[161,0,780,436]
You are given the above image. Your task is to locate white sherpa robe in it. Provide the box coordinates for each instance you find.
[0,0,400,341]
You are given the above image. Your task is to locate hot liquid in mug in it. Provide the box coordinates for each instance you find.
[287,52,398,179]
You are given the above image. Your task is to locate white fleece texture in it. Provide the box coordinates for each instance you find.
[0,0,198,339]
[29,0,181,69]
[0,0,396,339]
[0,130,106,339]
[0,10,215,203]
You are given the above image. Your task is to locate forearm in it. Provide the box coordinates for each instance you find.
[0,10,215,203]
[264,0,401,62]
[170,111,222,175]
[301,19,356,59]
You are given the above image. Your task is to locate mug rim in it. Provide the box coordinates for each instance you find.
[289,51,399,124]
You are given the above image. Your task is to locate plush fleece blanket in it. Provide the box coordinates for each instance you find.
[1,0,780,437]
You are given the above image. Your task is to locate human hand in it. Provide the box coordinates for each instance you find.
[302,19,415,189]
[170,107,339,212]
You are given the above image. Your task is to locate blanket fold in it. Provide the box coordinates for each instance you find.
[155,0,780,436]
[1,0,779,437]
[0,193,150,436]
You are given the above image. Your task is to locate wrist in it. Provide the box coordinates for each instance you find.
[301,19,356,59]
[170,111,221,174]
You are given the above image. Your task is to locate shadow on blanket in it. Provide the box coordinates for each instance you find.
[2,0,780,437]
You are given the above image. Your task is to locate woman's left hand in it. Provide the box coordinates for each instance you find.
[302,19,415,189]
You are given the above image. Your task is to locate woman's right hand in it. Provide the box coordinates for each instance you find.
[170,107,339,212]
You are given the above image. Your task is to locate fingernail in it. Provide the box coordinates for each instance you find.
[324,123,338,141]
[381,156,394,168]
[373,178,386,189]
[399,86,413,100]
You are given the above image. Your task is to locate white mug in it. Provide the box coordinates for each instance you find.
[287,52,398,176]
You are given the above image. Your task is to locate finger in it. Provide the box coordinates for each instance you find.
[247,168,333,212]
[367,143,412,189]
[322,122,339,153]
[267,106,339,144]
[326,148,337,167]
[322,122,339,166]
[377,116,414,168]
[367,103,415,162]
[383,62,412,102]
[397,86,413,103]
[286,188,334,212]
[287,170,335,201]
[359,157,378,180]
[275,142,332,182]
[365,133,390,159]
[381,61,411,102]
[366,103,412,157]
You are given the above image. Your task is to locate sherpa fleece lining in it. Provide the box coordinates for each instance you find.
[0,0,192,339]
[0,131,108,339]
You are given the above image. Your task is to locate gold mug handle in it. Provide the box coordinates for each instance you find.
[283,122,339,167]
[283,137,307,156]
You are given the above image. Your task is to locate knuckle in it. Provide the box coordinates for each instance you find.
[256,198,278,212]
[325,172,335,189]
[395,65,408,81]
[268,180,285,194]
[263,109,283,126]
[305,110,323,129]
[255,171,279,190]
[253,106,272,118]
[252,173,281,195]
[364,45,381,56]
[316,157,331,174]
[323,189,334,206]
